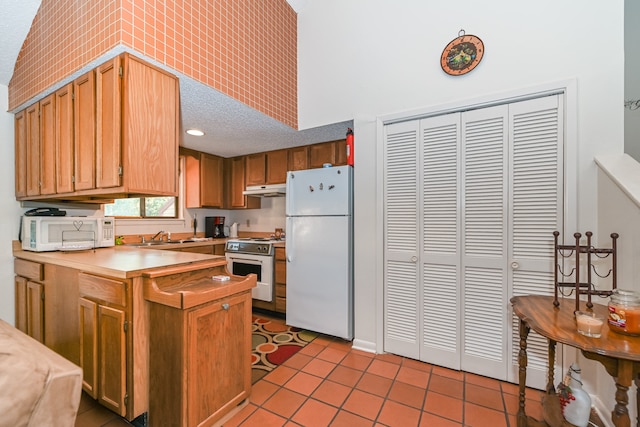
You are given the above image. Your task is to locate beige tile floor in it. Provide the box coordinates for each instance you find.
[75,314,601,427]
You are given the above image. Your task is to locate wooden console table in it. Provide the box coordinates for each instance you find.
[511,295,640,427]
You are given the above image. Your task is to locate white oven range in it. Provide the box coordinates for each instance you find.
[225,238,278,302]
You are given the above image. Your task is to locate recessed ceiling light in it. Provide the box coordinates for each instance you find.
[186,129,205,136]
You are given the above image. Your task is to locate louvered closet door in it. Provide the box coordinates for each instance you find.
[383,95,563,388]
[459,105,510,379]
[419,113,461,370]
[507,95,563,389]
[383,120,421,359]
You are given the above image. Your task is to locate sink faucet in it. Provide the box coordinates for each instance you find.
[150,230,165,241]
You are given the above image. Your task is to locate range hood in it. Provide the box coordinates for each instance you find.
[243,183,286,197]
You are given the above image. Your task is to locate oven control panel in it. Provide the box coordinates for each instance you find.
[225,240,274,256]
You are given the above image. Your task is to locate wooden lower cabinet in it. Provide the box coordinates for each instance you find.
[148,290,252,427]
[79,273,129,417]
[275,247,286,314]
[14,276,44,342]
[14,259,45,342]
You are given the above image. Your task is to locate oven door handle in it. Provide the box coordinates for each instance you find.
[228,257,263,265]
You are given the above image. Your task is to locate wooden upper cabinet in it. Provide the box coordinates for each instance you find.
[246,149,288,186]
[121,54,179,196]
[200,153,224,207]
[15,110,27,198]
[55,83,74,194]
[184,149,224,208]
[308,141,335,169]
[39,93,57,195]
[287,146,308,172]
[26,103,40,196]
[15,53,179,202]
[74,70,96,191]
[229,156,246,208]
[96,57,122,189]
[226,156,261,209]
[265,149,288,184]
[308,140,348,169]
[245,153,266,186]
[334,139,348,166]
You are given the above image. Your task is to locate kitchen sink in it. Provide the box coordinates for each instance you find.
[124,241,167,247]
[124,239,195,247]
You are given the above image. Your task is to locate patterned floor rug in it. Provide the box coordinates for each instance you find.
[251,315,317,383]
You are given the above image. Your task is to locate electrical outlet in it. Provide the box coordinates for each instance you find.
[246,219,250,227]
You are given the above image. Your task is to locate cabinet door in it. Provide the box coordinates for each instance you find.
[308,141,336,169]
[39,94,57,195]
[26,281,44,343]
[230,156,247,208]
[122,54,178,195]
[245,152,266,186]
[334,139,348,166]
[201,153,223,207]
[274,248,287,313]
[266,149,288,184]
[56,83,75,194]
[15,276,28,333]
[15,110,27,198]
[98,305,127,417]
[96,57,122,189]
[228,156,261,209]
[184,150,201,208]
[287,146,308,171]
[186,292,251,426]
[26,103,40,196]
[74,70,96,191]
[79,297,98,398]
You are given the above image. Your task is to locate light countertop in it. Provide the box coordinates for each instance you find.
[13,241,225,279]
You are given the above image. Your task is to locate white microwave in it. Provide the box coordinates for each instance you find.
[21,216,115,252]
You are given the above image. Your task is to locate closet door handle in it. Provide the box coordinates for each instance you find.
[411,256,418,263]
[511,261,520,270]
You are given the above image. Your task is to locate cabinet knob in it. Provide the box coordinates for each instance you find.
[222,303,230,310]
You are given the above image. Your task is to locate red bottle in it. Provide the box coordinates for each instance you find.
[346,128,354,166]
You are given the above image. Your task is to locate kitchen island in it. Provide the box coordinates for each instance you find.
[12,241,256,424]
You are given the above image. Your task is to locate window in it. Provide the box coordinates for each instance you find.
[104,197,176,218]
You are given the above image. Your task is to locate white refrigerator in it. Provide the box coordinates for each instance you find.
[285,165,353,340]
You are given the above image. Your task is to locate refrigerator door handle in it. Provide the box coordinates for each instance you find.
[285,217,293,263]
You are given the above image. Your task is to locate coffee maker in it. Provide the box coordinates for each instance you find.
[205,216,226,238]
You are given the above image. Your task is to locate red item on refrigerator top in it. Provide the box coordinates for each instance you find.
[346,128,354,166]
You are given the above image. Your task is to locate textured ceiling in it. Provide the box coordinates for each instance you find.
[0,0,352,158]
[0,0,40,86]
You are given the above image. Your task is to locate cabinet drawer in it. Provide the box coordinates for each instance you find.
[181,245,214,255]
[274,247,285,261]
[79,273,127,307]
[275,284,286,298]
[275,297,286,313]
[14,259,44,281]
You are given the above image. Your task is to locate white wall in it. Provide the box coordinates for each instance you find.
[298,0,625,353]
[593,154,640,424]
[227,197,286,236]
[625,0,640,160]
[0,84,24,324]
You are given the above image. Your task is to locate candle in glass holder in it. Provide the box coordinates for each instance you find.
[576,311,604,338]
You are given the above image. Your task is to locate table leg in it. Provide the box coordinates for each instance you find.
[546,339,557,395]
[518,318,531,427]
[612,360,632,427]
